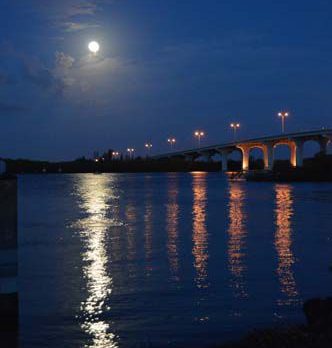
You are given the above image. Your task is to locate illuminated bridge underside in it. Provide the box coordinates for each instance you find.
[153,130,332,171]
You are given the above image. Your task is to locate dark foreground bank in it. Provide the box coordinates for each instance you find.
[3,157,221,174]
[0,175,18,347]
[222,298,332,348]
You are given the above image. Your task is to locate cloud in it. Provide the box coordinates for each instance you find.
[54,52,76,90]
[28,0,98,17]
[22,56,56,89]
[62,22,100,32]
[55,51,75,70]
[0,102,28,113]
[22,0,114,32]
[0,42,77,95]
[0,42,58,90]
[20,52,76,94]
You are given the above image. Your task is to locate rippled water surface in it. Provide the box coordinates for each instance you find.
[18,173,332,347]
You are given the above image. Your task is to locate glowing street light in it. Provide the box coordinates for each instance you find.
[230,123,240,141]
[112,151,120,159]
[194,130,205,147]
[145,143,153,156]
[127,148,135,159]
[278,111,289,134]
[167,137,176,150]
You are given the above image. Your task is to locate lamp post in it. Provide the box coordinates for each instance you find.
[230,123,240,141]
[127,148,135,160]
[167,137,176,150]
[278,111,289,134]
[145,143,152,157]
[194,130,205,147]
[112,151,120,159]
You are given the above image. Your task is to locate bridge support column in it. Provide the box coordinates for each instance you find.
[219,151,229,172]
[296,140,304,167]
[290,140,304,167]
[263,144,274,170]
[290,142,296,167]
[319,137,329,154]
[201,152,213,162]
[238,146,250,171]
[185,155,194,162]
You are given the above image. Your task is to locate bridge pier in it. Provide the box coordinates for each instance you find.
[264,144,274,170]
[319,137,329,154]
[294,140,304,167]
[237,146,250,171]
[236,139,306,171]
[201,152,213,162]
[238,144,274,171]
[289,142,297,167]
[185,155,194,162]
[219,150,229,172]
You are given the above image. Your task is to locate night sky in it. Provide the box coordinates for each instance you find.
[1,0,332,160]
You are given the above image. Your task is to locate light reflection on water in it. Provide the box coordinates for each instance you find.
[166,175,180,280]
[125,202,137,263]
[144,177,153,275]
[227,182,248,299]
[274,184,299,306]
[192,172,209,289]
[73,174,119,348]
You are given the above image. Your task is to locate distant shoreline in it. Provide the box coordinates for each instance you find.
[2,155,332,182]
[2,158,221,174]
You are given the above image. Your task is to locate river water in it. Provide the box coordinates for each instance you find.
[18,173,332,347]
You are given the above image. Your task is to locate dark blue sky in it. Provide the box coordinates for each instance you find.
[1,0,332,160]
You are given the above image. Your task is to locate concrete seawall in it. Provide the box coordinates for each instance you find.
[0,175,18,344]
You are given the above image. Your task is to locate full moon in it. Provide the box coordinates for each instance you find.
[88,41,100,54]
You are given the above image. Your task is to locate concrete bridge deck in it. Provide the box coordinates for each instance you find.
[153,129,332,171]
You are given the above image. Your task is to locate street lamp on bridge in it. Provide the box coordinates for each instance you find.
[278,111,289,134]
[230,123,240,141]
[167,137,176,150]
[127,148,135,159]
[112,151,120,159]
[145,143,153,157]
[194,130,205,147]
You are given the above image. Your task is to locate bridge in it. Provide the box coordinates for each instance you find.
[153,129,332,171]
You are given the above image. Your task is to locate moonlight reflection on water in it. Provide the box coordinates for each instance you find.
[74,175,119,348]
